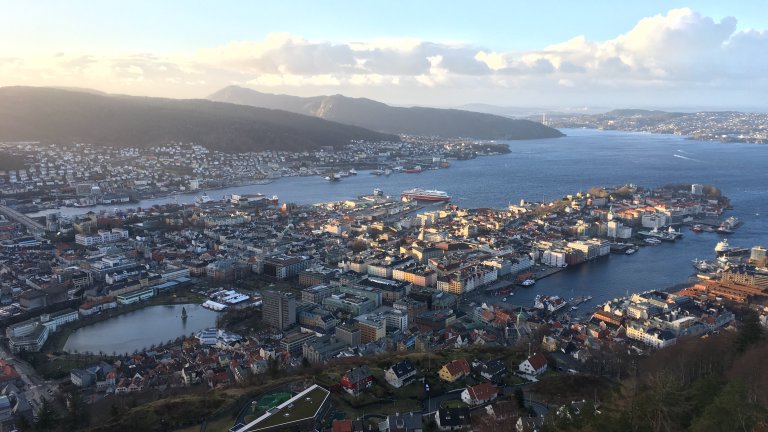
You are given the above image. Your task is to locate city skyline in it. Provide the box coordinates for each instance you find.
[2,2,768,109]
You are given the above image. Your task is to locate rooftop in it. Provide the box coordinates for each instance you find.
[236,385,330,432]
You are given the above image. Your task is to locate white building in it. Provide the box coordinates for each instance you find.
[518,353,548,377]
[75,228,129,246]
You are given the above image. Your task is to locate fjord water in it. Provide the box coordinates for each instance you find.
[48,129,768,311]
[263,128,768,309]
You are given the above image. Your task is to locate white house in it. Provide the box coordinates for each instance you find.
[460,382,498,406]
[518,353,548,377]
[385,360,416,388]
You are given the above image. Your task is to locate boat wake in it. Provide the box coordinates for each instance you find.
[673,154,704,162]
[676,149,694,155]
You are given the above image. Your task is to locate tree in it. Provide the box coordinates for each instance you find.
[15,414,31,431]
[64,391,90,430]
[35,398,58,431]
[514,387,526,409]
[735,311,763,353]
[690,381,767,432]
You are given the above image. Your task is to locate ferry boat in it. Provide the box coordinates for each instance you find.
[196,193,213,204]
[404,166,423,174]
[666,226,684,239]
[692,258,717,273]
[534,295,568,313]
[637,227,676,242]
[401,188,451,202]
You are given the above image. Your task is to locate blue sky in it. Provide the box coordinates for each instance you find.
[2,1,767,108]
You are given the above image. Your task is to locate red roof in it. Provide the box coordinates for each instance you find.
[526,353,548,370]
[443,358,471,377]
[467,382,498,401]
[332,419,353,432]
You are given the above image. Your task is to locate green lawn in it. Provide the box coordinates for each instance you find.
[251,386,330,429]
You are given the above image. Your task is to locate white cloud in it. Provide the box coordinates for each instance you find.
[1,8,767,107]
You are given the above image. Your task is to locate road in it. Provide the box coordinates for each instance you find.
[0,343,59,415]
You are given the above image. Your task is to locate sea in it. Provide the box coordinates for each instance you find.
[31,129,768,310]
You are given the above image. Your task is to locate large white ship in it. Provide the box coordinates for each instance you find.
[400,188,451,202]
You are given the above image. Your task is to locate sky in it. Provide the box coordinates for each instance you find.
[1,1,767,109]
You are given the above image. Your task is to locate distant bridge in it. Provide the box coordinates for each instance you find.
[0,205,45,236]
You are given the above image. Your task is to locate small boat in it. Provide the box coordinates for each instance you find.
[691,224,703,233]
[520,279,536,287]
[181,306,188,319]
[325,173,340,181]
[348,169,358,175]
[625,248,637,255]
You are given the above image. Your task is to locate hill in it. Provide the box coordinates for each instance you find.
[0,87,398,153]
[207,86,564,140]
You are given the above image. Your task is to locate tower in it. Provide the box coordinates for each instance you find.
[262,291,296,330]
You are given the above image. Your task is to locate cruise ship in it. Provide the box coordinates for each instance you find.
[714,239,750,256]
[400,188,451,202]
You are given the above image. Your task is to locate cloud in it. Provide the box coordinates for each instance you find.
[1,8,767,107]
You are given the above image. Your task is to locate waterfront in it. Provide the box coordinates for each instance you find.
[33,129,768,310]
[63,304,219,355]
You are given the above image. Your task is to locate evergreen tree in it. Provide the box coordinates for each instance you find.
[735,311,763,352]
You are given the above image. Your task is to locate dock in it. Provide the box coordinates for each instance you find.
[532,265,567,280]
[569,296,593,307]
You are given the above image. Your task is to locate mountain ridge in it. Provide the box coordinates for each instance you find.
[208,85,564,140]
[0,86,399,153]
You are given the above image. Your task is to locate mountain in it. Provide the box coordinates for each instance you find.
[207,86,564,140]
[0,86,398,153]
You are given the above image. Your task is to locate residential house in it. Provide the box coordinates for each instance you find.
[435,407,471,431]
[518,353,548,377]
[383,411,422,432]
[460,383,498,406]
[438,358,471,383]
[385,360,416,388]
[478,359,507,383]
[340,365,374,396]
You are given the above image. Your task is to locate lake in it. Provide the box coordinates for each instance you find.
[63,304,219,355]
